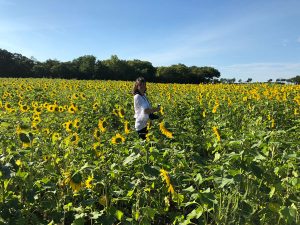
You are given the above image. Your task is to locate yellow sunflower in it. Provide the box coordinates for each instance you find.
[93,103,99,111]
[159,122,173,139]
[47,104,56,112]
[118,107,125,118]
[73,118,80,129]
[63,120,73,132]
[85,175,94,189]
[68,104,77,113]
[70,133,80,145]
[124,120,130,134]
[93,128,101,140]
[52,132,61,144]
[111,133,125,144]
[98,119,108,132]
[64,171,82,193]
[20,105,29,113]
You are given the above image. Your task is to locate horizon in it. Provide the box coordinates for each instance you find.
[0,0,299,82]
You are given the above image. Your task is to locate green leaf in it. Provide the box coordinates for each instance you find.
[141,206,156,220]
[214,152,221,161]
[269,186,275,198]
[143,164,159,177]
[115,210,124,221]
[72,217,85,225]
[123,153,140,165]
[187,205,203,220]
[183,185,195,192]
[219,177,234,188]
[172,192,184,205]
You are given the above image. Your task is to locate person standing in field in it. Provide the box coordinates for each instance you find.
[133,77,160,140]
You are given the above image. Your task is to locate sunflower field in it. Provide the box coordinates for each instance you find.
[0,78,299,225]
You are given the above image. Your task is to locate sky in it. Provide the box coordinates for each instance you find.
[0,0,300,82]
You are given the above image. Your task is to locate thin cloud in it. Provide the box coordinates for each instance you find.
[297,37,300,43]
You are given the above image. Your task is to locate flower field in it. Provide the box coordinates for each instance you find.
[0,78,299,224]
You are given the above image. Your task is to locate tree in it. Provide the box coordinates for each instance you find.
[72,55,96,79]
[246,78,252,83]
[289,75,300,84]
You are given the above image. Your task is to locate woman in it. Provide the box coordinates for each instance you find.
[133,77,160,140]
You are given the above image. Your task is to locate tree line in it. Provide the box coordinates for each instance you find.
[0,48,221,83]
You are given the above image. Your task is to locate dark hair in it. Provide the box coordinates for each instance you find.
[132,77,146,95]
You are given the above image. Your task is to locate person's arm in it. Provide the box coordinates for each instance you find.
[144,107,160,114]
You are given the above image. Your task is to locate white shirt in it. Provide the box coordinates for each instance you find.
[134,94,151,131]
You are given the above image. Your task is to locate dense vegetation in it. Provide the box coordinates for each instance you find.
[0,78,299,224]
[0,49,220,83]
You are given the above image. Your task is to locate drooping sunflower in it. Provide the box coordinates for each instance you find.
[159,122,173,139]
[212,126,221,142]
[118,107,125,118]
[19,132,33,148]
[64,171,82,192]
[98,119,108,132]
[160,169,175,194]
[111,133,125,144]
[124,120,130,134]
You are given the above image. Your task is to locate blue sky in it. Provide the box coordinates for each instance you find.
[0,0,299,82]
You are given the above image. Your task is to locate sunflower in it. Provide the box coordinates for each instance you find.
[73,118,80,129]
[93,142,102,151]
[118,107,125,118]
[72,93,79,100]
[19,132,33,148]
[43,128,50,135]
[52,132,61,144]
[212,126,221,142]
[98,119,108,132]
[159,122,173,139]
[160,169,175,194]
[31,122,39,131]
[85,175,94,189]
[64,171,82,192]
[93,128,101,140]
[32,116,41,124]
[70,133,80,145]
[47,104,56,112]
[111,133,125,144]
[58,106,64,112]
[63,120,73,132]
[124,120,130,134]
[20,105,29,113]
[80,93,86,100]
[5,102,14,112]
[31,101,38,108]
[93,103,99,111]
[112,108,119,117]
[33,106,42,114]
[68,104,77,113]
